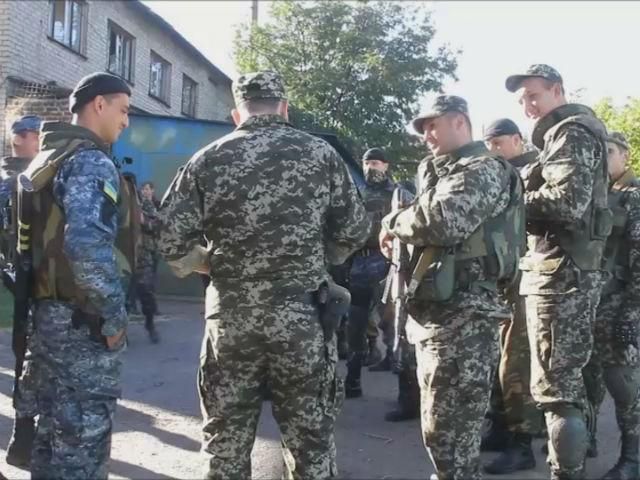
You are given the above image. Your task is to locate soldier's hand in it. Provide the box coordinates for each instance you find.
[379,229,394,259]
[105,330,126,350]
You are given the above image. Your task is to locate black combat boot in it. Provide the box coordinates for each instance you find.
[6,416,35,468]
[345,353,364,398]
[481,412,509,452]
[483,432,536,474]
[602,434,639,480]
[369,346,393,372]
[145,314,160,344]
[363,337,382,366]
[385,369,420,422]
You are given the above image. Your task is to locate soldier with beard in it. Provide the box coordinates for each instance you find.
[344,147,395,398]
[0,115,41,469]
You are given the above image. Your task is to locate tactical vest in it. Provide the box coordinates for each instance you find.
[531,104,612,271]
[602,172,640,293]
[408,153,526,304]
[362,179,394,248]
[0,157,30,268]
[18,125,140,308]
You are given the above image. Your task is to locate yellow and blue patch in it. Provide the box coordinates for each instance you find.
[102,180,118,204]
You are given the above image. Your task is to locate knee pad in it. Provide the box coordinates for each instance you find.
[604,366,640,409]
[546,405,588,468]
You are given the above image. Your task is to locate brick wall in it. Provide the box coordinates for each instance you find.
[0,0,235,152]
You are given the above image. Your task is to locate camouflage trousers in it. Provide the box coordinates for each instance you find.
[414,313,499,480]
[30,300,124,479]
[495,284,543,435]
[523,267,601,478]
[14,346,39,419]
[583,290,640,438]
[13,314,39,418]
[136,248,157,318]
[199,292,343,479]
[31,378,115,480]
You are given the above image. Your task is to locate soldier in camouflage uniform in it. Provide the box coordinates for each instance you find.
[380,95,522,479]
[482,118,543,474]
[158,71,369,479]
[345,147,394,398]
[0,115,41,468]
[582,132,640,480]
[137,181,160,343]
[25,73,135,479]
[506,64,609,480]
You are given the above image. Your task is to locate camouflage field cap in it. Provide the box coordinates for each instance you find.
[608,131,630,151]
[233,71,287,104]
[506,64,563,92]
[411,95,469,135]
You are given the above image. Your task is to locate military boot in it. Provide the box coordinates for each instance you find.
[363,337,382,366]
[385,369,420,422]
[483,432,536,474]
[145,314,160,344]
[481,412,509,452]
[602,434,639,480]
[6,416,35,468]
[369,346,393,372]
[345,353,364,398]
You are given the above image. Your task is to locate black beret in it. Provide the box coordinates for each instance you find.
[484,118,522,141]
[362,147,388,163]
[69,72,132,113]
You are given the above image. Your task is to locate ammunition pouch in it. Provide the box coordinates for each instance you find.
[316,280,351,343]
[71,309,106,347]
[553,206,612,271]
[405,247,456,316]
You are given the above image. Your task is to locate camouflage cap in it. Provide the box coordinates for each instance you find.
[411,95,469,135]
[232,71,287,104]
[608,131,630,151]
[505,64,563,92]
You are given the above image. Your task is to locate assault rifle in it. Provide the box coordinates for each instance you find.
[381,186,415,372]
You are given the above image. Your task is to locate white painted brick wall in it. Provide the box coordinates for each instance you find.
[0,0,234,122]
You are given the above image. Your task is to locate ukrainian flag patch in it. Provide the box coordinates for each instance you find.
[102,180,118,204]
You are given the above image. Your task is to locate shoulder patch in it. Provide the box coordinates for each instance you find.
[101,180,118,204]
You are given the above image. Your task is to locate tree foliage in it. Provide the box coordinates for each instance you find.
[593,97,640,172]
[234,0,459,179]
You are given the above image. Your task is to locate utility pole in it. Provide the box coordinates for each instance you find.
[251,0,258,25]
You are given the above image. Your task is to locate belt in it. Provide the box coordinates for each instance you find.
[356,247,380,257]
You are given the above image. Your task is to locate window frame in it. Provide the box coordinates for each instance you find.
[106,20,136,85]
[148,50,172,106]
[48,0,87,56]
[181,74,198,118]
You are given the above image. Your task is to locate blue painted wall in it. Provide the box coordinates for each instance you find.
[113,113,364,297]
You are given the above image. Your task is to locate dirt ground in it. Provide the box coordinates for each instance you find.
[0,299,625,479]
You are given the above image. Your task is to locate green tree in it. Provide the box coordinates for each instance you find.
[593,97,640,172]
[234,0,459,179]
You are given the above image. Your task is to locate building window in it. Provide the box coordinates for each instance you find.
[182,75,197,117]
[108,22,135,83]
[149,51,171,104]
[50,0,86,54]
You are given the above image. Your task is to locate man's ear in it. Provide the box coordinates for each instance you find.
[231,108,241,126]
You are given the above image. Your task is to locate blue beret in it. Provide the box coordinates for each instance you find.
[11,115,41,134]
